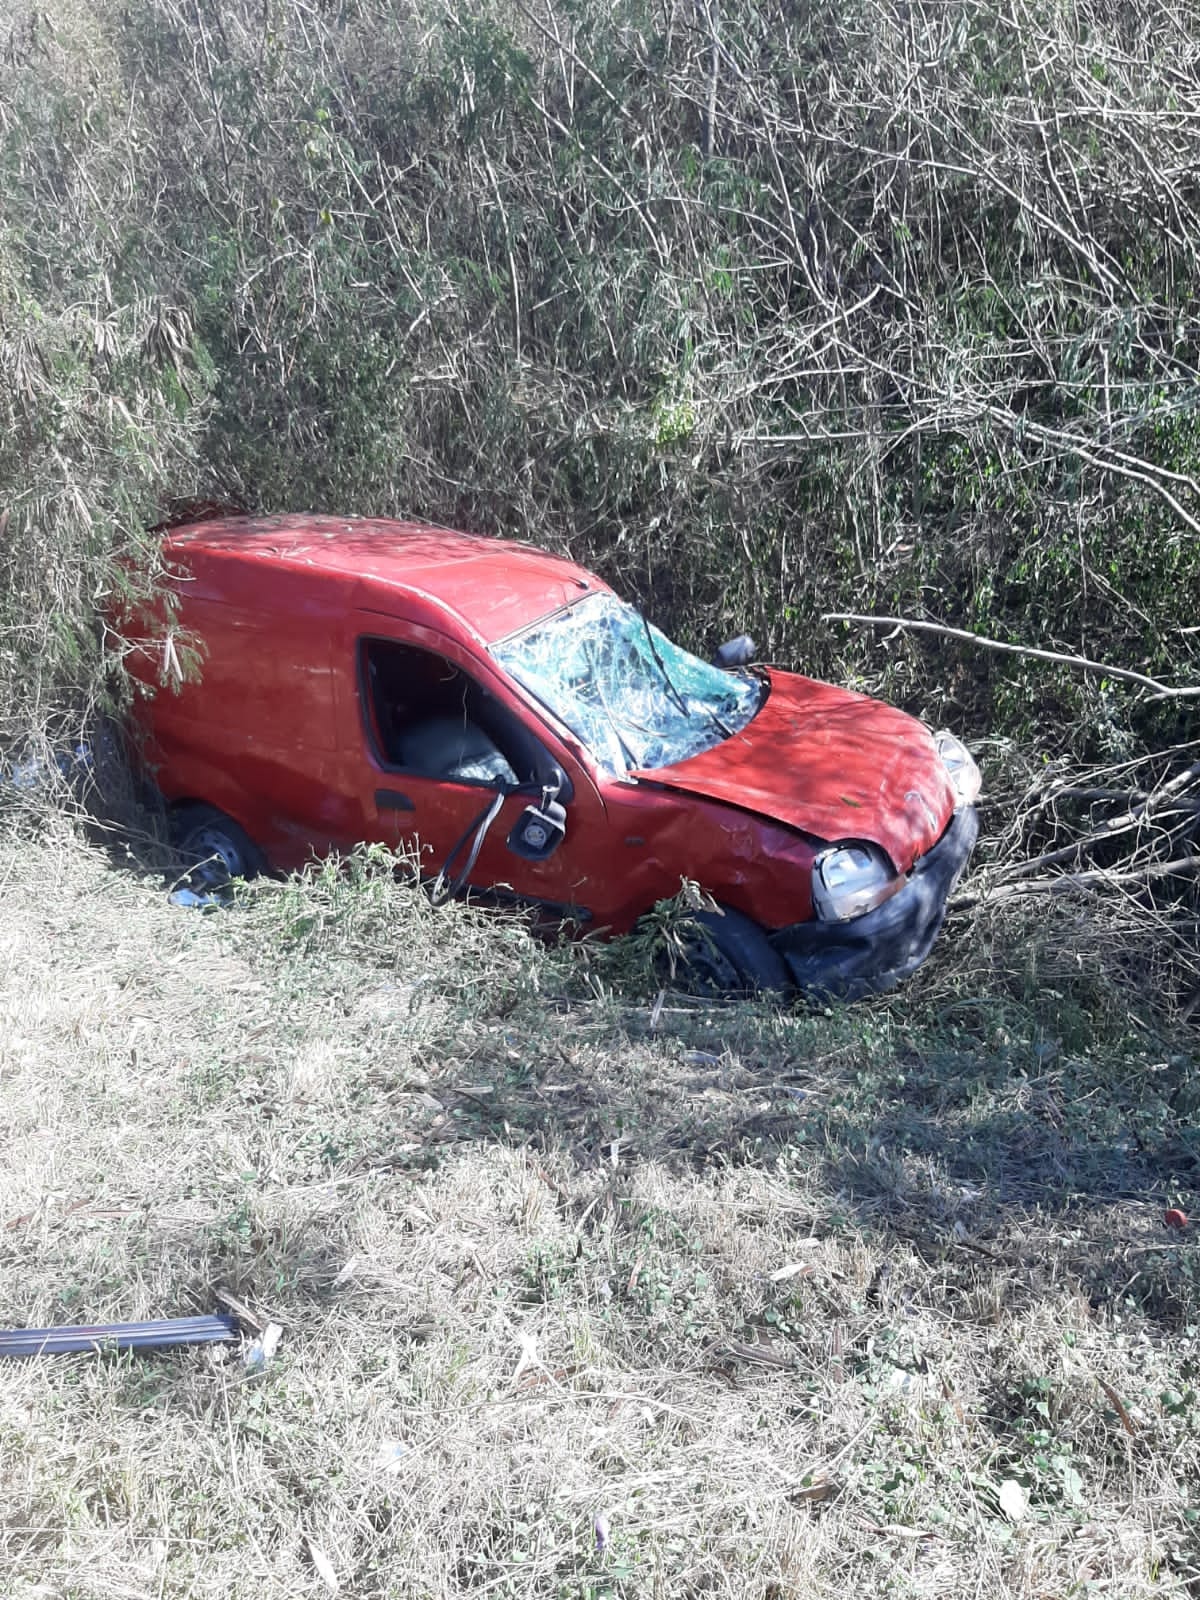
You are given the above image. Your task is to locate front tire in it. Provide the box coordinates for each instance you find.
[674,905,790,996]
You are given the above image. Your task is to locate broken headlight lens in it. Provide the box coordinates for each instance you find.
[935,731,982,806]
[812,843,897,922]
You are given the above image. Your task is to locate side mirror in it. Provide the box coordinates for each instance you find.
[713,634,756,669]
[507,766,568,861]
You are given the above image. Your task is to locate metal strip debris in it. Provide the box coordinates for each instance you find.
[0,1313,240,1357]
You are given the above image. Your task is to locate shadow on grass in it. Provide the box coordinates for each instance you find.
[91,829,1200,1335]
[348,966,1200,1330]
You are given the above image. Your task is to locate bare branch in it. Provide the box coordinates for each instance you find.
[822,614,1200,699]
[955,854,1198,908]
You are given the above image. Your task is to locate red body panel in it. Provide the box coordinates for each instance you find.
[636,671,956,870]
[164,513,606,642]
[125,514,959,938]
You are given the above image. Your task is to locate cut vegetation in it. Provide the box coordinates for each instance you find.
[0,829,1196,1597]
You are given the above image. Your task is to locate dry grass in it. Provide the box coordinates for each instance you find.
[1,827,1198,1598]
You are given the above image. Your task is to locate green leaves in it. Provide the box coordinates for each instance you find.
[3,0,1200,789]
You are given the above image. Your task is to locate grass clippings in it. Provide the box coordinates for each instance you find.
[1,832,1198,1598]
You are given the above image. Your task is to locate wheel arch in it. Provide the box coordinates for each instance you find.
[155,756,265,856]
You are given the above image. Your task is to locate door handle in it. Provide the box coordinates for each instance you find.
[375,788,415,812]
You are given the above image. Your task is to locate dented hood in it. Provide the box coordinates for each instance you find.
[635,670,957,870]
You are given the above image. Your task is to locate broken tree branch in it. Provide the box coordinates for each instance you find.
[822,614,1200,699]
[954,853,1198,910]
[997,760,1200,880]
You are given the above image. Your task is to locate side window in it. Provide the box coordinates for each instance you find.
[360,639,554,790]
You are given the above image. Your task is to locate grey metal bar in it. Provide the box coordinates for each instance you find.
[0,1313,241,1357]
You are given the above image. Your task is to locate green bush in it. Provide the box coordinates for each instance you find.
[2,0,1198,767]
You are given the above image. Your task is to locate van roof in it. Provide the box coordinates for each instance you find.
[164,513,607,642]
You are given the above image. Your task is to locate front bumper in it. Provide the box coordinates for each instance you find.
[770,806,980,1000]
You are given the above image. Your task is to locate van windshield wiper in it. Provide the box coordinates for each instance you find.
[641,615,734,739]
[640,615,690,718]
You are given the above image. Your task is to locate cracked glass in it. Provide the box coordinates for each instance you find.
[492,593,764,776]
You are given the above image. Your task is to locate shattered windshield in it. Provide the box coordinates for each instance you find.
[492,592,764,776]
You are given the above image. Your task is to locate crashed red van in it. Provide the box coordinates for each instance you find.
[127,513,980,997]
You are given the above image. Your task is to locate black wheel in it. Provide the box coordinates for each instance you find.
[171,803,266,886]
[674,905,791,996]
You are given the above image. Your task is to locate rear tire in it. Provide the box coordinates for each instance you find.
[674,905,790,996]
[171,804,266,886]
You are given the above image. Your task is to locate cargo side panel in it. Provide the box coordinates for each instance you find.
[137,585,357,869]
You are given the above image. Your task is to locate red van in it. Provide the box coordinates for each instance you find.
[127,513,980,997]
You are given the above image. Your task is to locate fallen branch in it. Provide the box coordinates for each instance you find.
[998,760,1200,880]
[1144,758,1200,809]
[953,854,1198,910]
[822,614,1200,699]
[997,818,1194,882]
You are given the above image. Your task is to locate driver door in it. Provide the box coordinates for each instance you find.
[338,616,606,921]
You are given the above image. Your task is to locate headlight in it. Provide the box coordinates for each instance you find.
[812,843,898,922]
[935,731,982,806]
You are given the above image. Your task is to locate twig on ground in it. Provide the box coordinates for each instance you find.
[997,760,1200,881]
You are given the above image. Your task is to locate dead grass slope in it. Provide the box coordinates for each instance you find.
[1,830,1198,1598]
